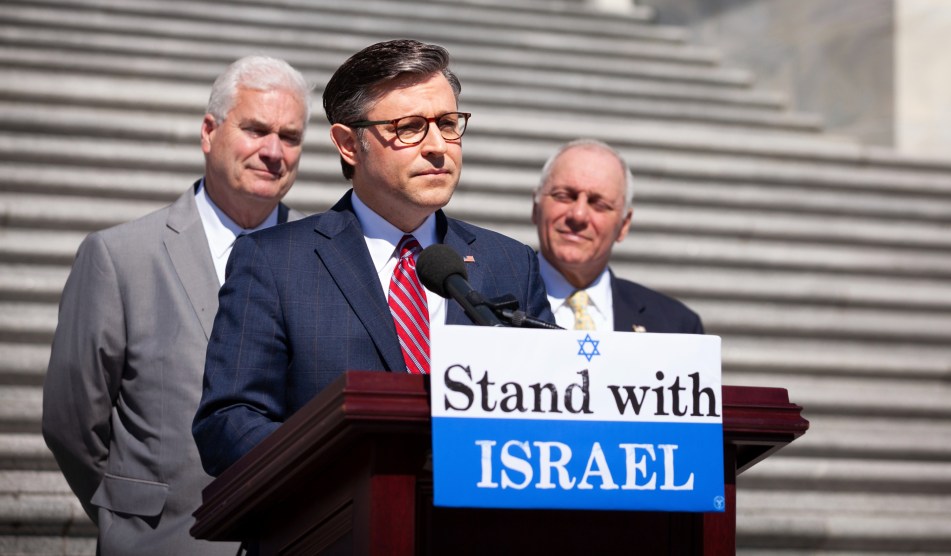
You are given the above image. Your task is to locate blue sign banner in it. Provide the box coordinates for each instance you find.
[429,327,725,513]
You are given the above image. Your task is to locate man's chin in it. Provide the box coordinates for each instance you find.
[246,179,291,199]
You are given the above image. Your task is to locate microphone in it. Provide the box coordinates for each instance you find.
[416,244,505,327]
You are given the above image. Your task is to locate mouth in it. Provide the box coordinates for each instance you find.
[251,168,283,179]
[556,229,588,243]
[415,168,451,177]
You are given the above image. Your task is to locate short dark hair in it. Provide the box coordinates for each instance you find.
[323,39,462,179]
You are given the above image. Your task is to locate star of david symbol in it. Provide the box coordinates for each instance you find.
[577,334,601,362]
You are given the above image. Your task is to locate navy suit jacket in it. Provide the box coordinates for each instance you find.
[611,272,704,334]
[193,191,554,475]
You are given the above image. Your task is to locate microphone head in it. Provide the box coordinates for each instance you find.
[416,244,468,298]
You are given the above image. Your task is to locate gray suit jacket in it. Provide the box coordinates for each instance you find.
[42,185,301,555]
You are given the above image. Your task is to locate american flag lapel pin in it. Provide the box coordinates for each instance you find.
[463,255,475,263]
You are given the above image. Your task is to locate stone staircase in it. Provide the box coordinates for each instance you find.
[1,0,949,553]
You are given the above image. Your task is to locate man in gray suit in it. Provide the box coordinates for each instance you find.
[42,55,311,555]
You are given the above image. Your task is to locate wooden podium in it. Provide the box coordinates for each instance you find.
[192,371,807,555]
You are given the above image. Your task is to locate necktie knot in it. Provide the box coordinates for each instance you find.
[567,290,595,331]
[397,235,421,261]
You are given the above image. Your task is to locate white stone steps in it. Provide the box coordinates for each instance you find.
[0,344,51,386]
[1,0,702,65]
[0,302,56,342]
[720,336,951,380]
[0,70,210,112]
[451,188,951,249]
[0,8,734,81]
[0,230,87,265]
[0,17,713,79]
[194,0,665,40]
[0,62,788,122]
[4,202,947,288]
[2,334,949,405]
[0,78,820,138]
[0,265,66,302]
[0,44,782,116]
[466,134,951,186]
[0,434,55,470]
[724,371,951,419]
[737,490,951,552]
[692,298,951,344]
[738,456,951,494]
[460,83,823,132]
[776,415,951,461]
[462,166,951,223]
[472,219,951,281]
[9,241,951,315]
[8,159,951,229]
[611,263,951,313]
[0,386,42,433]
[0,536,95,555]
[7,282,951,348]
[6,190,951,276]
[5,127,951,203]
[0,472,94,535]
[0,194,166,233]
[3,280,950,383]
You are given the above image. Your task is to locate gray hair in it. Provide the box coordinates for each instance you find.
[536,139,635,208]
[206,55,312,125]
[322,39,461,179]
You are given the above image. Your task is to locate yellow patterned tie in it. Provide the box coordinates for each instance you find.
[567,290,595,331]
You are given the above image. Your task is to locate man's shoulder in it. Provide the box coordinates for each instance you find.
[446,216,529,251]
[87,201,179,250]
[93,186,197,242]
[248,211,321,242]
[612,274,697,315]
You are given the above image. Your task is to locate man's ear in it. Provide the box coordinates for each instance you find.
[200,114,217,155]
[615,207,633,243]
[330,123,359,167]
[531,190,540,225]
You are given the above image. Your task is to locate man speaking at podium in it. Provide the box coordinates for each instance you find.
[532,139,704,334]
[193,40,553,476]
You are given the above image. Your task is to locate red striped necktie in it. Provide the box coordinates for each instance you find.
[388,235,430,374]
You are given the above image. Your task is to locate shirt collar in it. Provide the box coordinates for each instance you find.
[538,253,612,314]
[195,178,279,259]
[351,190,438,270]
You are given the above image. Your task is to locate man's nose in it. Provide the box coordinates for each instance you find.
[259,133,283,160]
[420,122,448,154]
[566,194,590,222]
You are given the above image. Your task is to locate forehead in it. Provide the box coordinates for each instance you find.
[228,87,306,125]
[546,146,626,198]
[365,72,458,117]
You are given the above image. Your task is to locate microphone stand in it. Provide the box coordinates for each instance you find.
[485,295,563,330]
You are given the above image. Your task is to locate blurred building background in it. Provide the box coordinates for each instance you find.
[0,0,949,553]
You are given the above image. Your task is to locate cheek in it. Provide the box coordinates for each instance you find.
[285,148,303,167]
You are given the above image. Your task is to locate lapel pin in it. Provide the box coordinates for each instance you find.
[463,255,475,263]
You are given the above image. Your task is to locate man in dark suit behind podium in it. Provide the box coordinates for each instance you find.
[532,139,704,334]
[193,40,553,477]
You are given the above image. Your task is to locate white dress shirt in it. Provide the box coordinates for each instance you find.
[195,179,279,286]
[538,254,613,331]
[351,191,447,325]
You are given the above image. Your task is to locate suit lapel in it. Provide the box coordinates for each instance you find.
[164,187,220,339]
[611,272,645,332]
[312,193,405,372]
